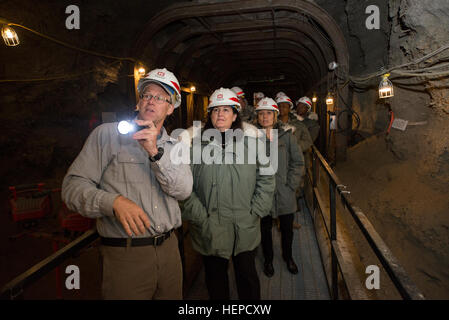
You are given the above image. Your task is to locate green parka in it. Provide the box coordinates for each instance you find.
[182,130,275,259]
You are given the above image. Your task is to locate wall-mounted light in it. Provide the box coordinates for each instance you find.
[312,95,317,103]
[326,92,334,105]
[138,67,146,77]
[1,25,19,46]
[190,86,196,92]
[379,73,394,98]
[328,61,338,71]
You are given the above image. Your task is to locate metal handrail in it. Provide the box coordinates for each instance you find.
[0,229,99,300]
[310,145,425,300]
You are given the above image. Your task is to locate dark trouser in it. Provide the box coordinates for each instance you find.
[260,213,294,262]
[202,249,260,300]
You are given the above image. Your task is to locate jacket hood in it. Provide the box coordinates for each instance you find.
[178,121,260,146]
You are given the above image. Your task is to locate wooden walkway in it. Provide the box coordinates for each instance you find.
[186,199,330,300]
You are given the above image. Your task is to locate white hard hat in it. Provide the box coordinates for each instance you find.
[296,96,312,110]
[255,97,279,114]
[275,95,294,109]
[275,91,287,99]
[208,87,241,112]
[231,86,245,97]
[254,92,265,99]
[137,68,182,108]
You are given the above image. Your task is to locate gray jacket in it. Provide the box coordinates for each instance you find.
[284,113,313,153]
[61,122,193,238]
[258,123,305,217]
[240,104,256,123]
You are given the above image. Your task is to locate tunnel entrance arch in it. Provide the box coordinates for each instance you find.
[132,0,350,159]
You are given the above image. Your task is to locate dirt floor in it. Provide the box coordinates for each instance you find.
[335,134,449,299]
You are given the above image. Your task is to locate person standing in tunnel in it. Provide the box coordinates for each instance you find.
[180,86,258,144]
[182,88,275,300]
[255,97,304,277]
[61,68,193,300]
[296,96,320,143]
[253,91,265,108]
[276,93,313,154]
[276,94,313,229]
[231,86,256,123]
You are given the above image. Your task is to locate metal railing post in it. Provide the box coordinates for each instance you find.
[312,150,318,218]
[329,180,338,299]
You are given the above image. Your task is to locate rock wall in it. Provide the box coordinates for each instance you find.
[336,0,449,298]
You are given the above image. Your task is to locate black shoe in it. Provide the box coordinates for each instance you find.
[263,261,274,277]
[285,258,298,274]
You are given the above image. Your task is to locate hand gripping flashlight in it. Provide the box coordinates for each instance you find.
[117,120,147,135]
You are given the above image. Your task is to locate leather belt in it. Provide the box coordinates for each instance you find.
[100,229,174,247]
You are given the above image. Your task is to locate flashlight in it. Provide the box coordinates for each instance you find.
[117,120,147,135]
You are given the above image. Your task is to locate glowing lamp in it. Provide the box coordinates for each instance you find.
[138,67,146,77]
[326,93,334,105]
[2,25,19,46]
[379,73,394,98]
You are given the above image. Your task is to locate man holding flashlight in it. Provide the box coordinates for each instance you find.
[62,68,192,299]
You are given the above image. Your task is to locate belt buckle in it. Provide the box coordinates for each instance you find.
[153,234,164,246]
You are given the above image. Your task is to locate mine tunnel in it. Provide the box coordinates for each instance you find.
[0,0,448,302]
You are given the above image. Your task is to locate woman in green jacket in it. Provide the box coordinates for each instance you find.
[182,88,275,300]
[255,97,305,278]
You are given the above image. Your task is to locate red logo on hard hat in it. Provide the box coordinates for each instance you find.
[217,94,223,100]
[157,71,165,77]
[171,81,180,93]
[229,97,239,103]
[263,101,267,105]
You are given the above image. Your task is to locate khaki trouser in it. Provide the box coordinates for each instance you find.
[100,233,182,300]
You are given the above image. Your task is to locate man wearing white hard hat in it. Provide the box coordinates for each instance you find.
[62,68,193,299]
[276,94,313,153]
[296,96,320,142]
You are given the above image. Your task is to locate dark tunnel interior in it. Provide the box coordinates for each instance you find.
[1,0,448,302]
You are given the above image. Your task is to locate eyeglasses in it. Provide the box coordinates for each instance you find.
[140,93,171,104]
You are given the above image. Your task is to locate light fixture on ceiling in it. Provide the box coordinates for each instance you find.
[190,86,196,92]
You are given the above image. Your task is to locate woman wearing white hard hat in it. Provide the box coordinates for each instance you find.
[183,88,275,300]
[255,97,304,277]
